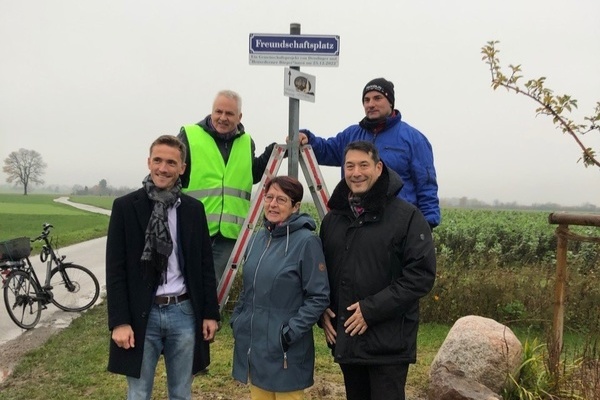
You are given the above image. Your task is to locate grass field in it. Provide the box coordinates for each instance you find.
[0,299,448,400]
[0,298,588,400]
[0,194,110,252]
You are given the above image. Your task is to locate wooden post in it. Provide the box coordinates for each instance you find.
[547,212,600,377]
[549,224,568,376]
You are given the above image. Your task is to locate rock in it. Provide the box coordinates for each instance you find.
[429,315,522,394]
[428,361,502,400]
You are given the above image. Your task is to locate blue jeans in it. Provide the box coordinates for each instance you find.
[211,234,236,286]
[127,300,196,400]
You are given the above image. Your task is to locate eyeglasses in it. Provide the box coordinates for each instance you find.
[263,193,291,205]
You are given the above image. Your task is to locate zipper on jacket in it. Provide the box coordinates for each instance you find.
[248,234,272,367]
[280,322,288,369]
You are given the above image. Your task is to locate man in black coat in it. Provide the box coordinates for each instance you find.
[106,135,220,399]
[319,140,436,400]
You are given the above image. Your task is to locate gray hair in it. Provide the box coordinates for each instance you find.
[215,90,242,114]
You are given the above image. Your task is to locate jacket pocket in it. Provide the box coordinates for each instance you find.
[362,317,408,356]
[231,309,251,339]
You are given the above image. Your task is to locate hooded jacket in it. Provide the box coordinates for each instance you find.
[302,110,440,228]
[231,213,330,392]
[320,164,436,365]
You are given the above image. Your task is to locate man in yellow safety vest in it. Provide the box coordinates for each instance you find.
[178,90,275,285]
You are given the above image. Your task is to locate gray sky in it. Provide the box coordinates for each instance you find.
[1,0,599,206]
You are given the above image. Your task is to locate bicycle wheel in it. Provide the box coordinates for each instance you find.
[49,264,100,312]
[3,270,43,329]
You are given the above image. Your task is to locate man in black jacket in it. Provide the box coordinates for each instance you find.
[319,140,436,400]
[106,135,220,399]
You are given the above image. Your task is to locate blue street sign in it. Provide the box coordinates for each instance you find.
[249,33,340,67]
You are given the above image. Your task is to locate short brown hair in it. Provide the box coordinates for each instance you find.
[265,176,303,205]
[149,135,186,162]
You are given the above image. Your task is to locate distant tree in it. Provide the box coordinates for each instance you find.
[72,184,84,195]
[481,41,600,168]
[98,179,109,195]
[3,148,47,195]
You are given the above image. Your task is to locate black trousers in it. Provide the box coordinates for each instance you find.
[340,363,409,400]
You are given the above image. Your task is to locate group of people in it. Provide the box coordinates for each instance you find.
[106,77,438,400]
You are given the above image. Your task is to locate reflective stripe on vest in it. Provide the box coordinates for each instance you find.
[182,125,252,239]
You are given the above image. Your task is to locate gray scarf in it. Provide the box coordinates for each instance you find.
[141,174,181,284]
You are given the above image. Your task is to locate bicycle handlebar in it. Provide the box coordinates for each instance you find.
[31,223,54,242]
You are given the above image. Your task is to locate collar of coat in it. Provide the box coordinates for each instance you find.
[327,162,404,213]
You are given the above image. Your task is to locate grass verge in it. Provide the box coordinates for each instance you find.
[0,300,449,400]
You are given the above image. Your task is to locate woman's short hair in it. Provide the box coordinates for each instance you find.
[265,176,304,205]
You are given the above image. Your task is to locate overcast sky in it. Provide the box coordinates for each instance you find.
[1,0,599,206]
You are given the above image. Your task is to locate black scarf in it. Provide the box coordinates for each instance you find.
[358,110,398,134]
[348,194,365,218]
[140,174,181,284]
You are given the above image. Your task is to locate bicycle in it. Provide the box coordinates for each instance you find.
[0,223,100,329]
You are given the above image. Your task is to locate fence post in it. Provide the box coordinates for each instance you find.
[547,212,600,378]
[549,224,568,376]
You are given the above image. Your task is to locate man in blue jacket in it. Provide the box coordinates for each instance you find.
[299,77,440,228]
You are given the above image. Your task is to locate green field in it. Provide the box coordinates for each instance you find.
[0,194,110,251]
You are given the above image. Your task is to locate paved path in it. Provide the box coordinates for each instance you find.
[54,196,112,216]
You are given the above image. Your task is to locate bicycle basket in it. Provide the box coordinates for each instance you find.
[0,237,31,261]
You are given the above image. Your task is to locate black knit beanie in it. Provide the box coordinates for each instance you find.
[362,78,395,108]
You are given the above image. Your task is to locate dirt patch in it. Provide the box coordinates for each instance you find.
[0,325,60,383]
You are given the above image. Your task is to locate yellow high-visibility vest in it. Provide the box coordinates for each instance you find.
[182,125,252,239]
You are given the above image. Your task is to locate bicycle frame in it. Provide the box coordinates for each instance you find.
[18,257,52,304]
[35,223,75,292]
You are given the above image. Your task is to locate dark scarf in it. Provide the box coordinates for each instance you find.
[348,194,365,217]
[359,110,398,134]
[141,174,181,284]
[328,164,394,214]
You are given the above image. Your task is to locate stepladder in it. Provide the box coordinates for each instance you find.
[216,143,330,311]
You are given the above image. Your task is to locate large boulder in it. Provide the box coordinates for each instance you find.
[429,315,522,394]
[428,361,502,400]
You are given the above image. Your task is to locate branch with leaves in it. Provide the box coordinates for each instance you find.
[481,40,600,168]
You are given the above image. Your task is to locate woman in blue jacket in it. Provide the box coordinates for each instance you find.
[231,176,330,399]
